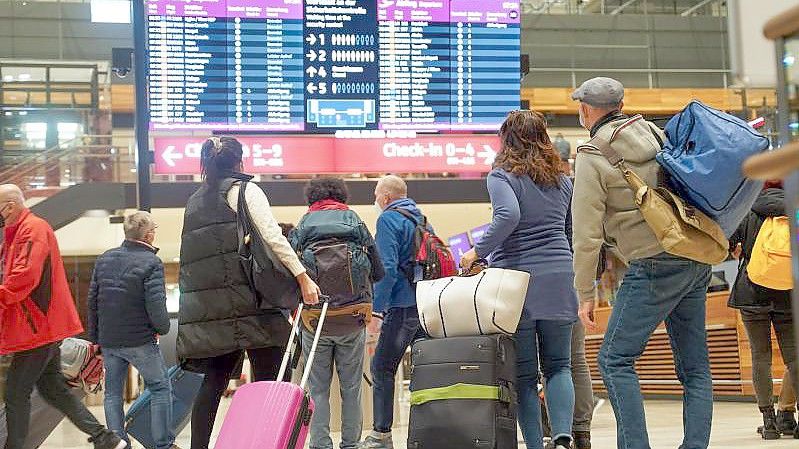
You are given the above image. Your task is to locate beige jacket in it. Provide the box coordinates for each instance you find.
[572,115,666,302]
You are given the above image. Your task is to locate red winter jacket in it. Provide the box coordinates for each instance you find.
[0,209,83,354]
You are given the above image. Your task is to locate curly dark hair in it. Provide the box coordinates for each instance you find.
[278,222,295,238]
[200,136,243,185]
[304,177,349,206]
[494,110,564,187]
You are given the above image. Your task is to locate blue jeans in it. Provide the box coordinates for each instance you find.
[598,253,712,449]
[371,306,424,433]
[103,342,173,449]
[516,320,575,449]
[302,329,366,449]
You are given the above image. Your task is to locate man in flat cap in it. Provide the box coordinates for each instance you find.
[571,77,713,449]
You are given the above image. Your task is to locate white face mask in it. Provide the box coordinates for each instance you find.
[374,200,384,214]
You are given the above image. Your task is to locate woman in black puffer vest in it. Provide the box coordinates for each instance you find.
[178,137,321,449]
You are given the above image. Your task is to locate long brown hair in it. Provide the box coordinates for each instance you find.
[494,110,564,186]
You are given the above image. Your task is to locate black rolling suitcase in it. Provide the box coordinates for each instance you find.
[407,335,517,449]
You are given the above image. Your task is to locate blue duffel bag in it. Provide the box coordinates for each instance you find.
[657,100,769,237]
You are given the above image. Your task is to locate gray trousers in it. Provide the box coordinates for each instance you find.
[571,321,594,432]
[301,329,366,449]
[741,298,799,409]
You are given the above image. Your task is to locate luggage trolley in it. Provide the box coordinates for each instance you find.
[745,4,799,361]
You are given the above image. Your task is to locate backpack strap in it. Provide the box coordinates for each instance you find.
[388,207,427,228]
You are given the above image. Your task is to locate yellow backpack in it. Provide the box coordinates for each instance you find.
[747,216,793,291]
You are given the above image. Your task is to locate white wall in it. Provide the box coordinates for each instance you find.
[727,0,795,88]
[55,203,495,261]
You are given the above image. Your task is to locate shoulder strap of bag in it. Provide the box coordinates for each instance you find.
[582,118,651,195]
[388,207,428,228]
[647,123,665,148]
[236,180,253,248]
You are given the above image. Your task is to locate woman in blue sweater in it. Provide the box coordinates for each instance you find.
[462,110,578,449]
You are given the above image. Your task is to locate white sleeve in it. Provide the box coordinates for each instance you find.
[227,182,306,277]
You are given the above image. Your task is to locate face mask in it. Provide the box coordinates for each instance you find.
[374,200,384,214]
[0,204,11,229]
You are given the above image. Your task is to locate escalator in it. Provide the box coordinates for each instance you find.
[0,135,137,230]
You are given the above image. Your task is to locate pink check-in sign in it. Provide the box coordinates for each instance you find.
[153,135,501,175]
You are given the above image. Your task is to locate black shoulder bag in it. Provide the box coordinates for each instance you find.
[236,180,300,310]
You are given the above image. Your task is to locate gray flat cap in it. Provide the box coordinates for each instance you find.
[571,77,625,107]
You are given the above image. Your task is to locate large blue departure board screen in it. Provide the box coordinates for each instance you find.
[146,0,521,132]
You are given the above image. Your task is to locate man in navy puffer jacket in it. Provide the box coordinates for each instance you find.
[88,212,177,449]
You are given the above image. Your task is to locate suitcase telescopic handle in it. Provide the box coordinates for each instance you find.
[276,296,330,390]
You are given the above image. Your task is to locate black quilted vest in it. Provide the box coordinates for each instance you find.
[177,174,288,361]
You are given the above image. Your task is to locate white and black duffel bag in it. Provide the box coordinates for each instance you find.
[416,264,529,338]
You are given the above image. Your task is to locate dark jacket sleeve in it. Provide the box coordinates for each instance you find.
[144,259,170,336]
[729,219,745,250]
[87,265,100,343]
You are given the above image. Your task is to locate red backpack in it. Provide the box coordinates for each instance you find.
[390,208,457,282]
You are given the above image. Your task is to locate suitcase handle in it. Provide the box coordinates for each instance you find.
[276,296,330,390]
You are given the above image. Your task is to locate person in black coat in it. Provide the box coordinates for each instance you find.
[88,211,177,449]
[729,182,798,440]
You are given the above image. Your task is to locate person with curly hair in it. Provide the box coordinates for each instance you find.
[290,177,384,449]
[461,110,578,449]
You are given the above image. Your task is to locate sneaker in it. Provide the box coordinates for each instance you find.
[358,432,394,449]
[552,436,572,449]
[777,410,798,435]
[89,431,128,449]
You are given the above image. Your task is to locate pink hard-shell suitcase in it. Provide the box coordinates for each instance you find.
[214,301,329,449]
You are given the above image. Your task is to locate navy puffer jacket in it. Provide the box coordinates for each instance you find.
[88,240,170,348]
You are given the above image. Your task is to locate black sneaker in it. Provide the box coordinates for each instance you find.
[89,431,128,449]
[777,410,798,435]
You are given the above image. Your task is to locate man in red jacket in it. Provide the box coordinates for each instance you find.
[0,184,126,449]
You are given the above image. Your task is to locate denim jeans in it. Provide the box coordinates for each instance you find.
[301,328,366,449]
[104,342,173,449]
[598,253,712,449]
[371,306,424,433]
[4,343,109,449]
[516,320,575,449]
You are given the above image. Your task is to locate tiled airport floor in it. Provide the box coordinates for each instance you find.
[41,398,799,448]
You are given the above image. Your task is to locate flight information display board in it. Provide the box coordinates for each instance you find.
[146,0,520,132]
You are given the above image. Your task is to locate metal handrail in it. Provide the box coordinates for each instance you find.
[0,136,84,180]
[0,135,118,185]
